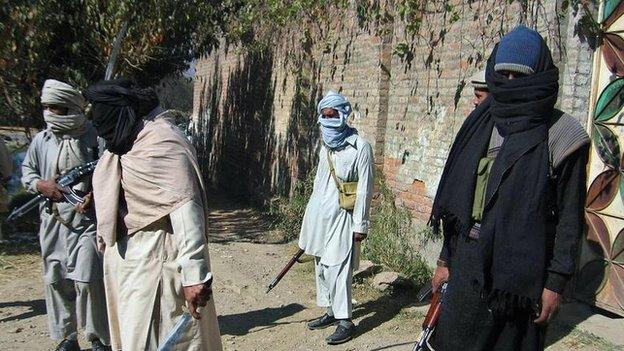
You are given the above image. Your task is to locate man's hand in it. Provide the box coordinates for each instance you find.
[354,232,367,242]
[75,192,93,214]
[182,279,213,319]
[432,266,449,292]
[534,288,561,325]
[36,179,64,202]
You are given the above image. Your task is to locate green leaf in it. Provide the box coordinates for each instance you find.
[595,78,624,122]
[592,123,621,169]
[603,0,623,24]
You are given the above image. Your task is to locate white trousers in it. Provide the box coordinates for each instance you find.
[44,279,110,344]
[314,250,353,320]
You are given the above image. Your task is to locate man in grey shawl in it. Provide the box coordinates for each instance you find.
[298,91,374,345]
[21,79,110,351]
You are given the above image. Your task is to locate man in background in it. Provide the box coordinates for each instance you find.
[298,91,374,345]
[22,79,109,351]
[470,69,489,108]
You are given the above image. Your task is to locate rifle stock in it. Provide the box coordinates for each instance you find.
[413,282,448,351]
[266,248,305,294]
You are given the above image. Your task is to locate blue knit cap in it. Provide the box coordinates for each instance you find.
[495,25,543,75]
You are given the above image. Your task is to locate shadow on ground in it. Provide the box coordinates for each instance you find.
[545,300,623,348]
[218,303,306,336]
[206,191,284,245]
[0,299,46,323]
[352,288,424,341]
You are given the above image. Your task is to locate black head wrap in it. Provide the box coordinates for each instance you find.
[83,79,159,154]
[429,33,560,314]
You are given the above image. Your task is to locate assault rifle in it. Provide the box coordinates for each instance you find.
[412,281,448,351]
[7,161,98,221]
[266,248,305,294]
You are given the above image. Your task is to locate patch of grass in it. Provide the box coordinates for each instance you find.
[362,175,432,287]
[269,169,432,287]
[268,169,316,242]
[546,323,624,351]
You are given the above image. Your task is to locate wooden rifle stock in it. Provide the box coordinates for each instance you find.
[422,285,444,329]
[266,248,305,294]
[413,282,448,351]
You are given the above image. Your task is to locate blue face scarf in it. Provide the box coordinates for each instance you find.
[317,91,356,149]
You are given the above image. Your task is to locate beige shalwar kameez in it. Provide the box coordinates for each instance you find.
[93,110,222,351]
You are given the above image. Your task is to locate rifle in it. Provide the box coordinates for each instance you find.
[412,281,448,351]
[7,161,98,221]
[266,248,305,294]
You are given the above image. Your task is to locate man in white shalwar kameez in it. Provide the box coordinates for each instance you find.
[22,79,110,351]
[298,91,374,345]
[85,79,222,351]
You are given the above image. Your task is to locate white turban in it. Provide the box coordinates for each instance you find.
[41,79,86,114]
[469,69,488,90]
[40,79,88,173]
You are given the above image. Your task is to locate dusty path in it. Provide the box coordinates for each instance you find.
[0,197,622,350]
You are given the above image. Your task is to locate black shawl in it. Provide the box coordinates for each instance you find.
[430,39,559,314]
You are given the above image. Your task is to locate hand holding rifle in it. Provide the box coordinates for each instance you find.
[36,178,64,202]
[8,161,97,222]
[74,192,93,214]
[413,281,448,351]
[431,259,449,292]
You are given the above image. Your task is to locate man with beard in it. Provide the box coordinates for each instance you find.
[429,26,589,350]
[84,79,222,351]
[22,79,110,351]
[298,91,374,345]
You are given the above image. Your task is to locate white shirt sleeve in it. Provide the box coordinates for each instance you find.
[352,142,374,233]
[169,199,212,287]
[21,137,42,194]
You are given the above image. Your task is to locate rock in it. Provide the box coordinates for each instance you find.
[353,260,382,280]
[372,271,410,291]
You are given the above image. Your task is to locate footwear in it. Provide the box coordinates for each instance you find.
[307,313,337,330]
[91,339,111,351]
[54,339,80,351]
[326,320,356,345]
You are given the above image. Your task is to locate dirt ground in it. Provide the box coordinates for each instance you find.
[0,198,622,351]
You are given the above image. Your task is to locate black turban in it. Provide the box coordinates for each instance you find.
[83,79,159,154]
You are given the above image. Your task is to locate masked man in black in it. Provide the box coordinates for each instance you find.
[429,26,590,351]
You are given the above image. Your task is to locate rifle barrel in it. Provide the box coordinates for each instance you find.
[7,194,45,221]
[266,249,305,294]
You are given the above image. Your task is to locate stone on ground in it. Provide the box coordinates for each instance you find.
[372,271,410,291]
[353,260,382,280]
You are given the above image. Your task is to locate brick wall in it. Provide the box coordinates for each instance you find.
[193,0,594,221]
